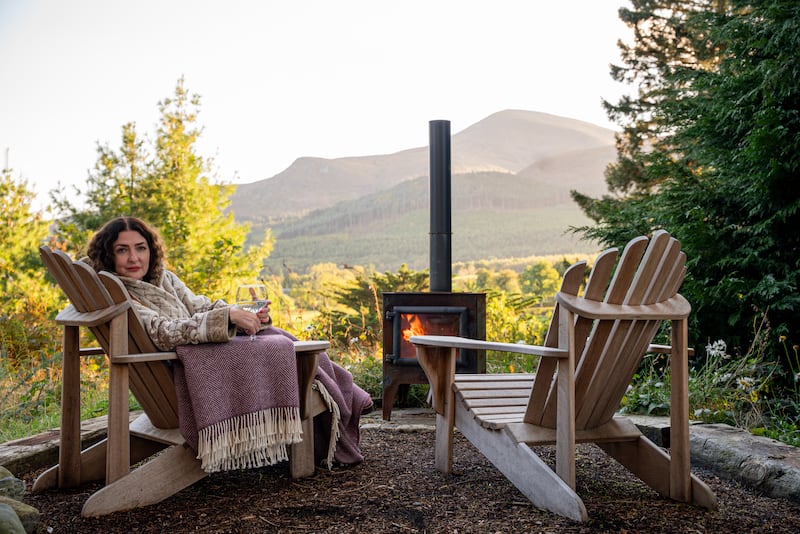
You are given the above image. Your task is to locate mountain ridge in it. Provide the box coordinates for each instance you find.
[229,109,616,272]
[230,109,615,222]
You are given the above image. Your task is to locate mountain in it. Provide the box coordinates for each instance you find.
[229,110,617,273]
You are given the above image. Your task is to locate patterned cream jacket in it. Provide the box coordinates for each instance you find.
[118,269,237,351]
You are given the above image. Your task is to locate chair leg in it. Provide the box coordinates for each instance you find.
[82,444,206,517]
[32,439,108,492]
[290,416,316,478]
[59,325,82,487]
[454,405,588,522]
[433,397,455,474]
[382,380,399,421]
[33,434,172,493]
[599,437,717,510]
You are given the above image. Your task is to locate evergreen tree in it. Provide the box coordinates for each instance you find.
[51,78,273,299]
[0,169,62,360]
[572,0,800,350]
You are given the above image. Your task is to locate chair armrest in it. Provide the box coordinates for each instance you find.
[108,341,329,364]
[647,344,695,357]
[410,335,567,359]
[294,340,330,353]
[109,352,178,363]
[79,347,107,357]
[555,292,691,320]
[410,336,565,417]
[55,302,131,328]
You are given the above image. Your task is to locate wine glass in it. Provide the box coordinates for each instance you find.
[236,284,268,340]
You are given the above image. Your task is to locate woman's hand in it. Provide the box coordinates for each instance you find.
[256,300,272,325]
[229,306,262,336]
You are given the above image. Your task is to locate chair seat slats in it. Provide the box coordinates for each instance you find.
[456,388,533,399]
[455,379,535,390]
[455,373,536,382]
[461,397,530,408]
[505,417,642,446]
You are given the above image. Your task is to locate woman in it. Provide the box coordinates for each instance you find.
[86,216,371,468]
[86,216,266,349]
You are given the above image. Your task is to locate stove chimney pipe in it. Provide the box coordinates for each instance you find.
[429,120,452,292]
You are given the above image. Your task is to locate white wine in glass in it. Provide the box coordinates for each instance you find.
[236,284,268,340]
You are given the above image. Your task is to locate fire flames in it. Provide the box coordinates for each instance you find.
[401,313,459,340]
[401,314,426,342]
[397,312,461,360]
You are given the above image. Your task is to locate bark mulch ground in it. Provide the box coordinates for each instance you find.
[22,428,800,533]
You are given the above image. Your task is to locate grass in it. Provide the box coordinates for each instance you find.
[0,350,114,443]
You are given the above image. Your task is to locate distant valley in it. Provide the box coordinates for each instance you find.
[229,110,616,274]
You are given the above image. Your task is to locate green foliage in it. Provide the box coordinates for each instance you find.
[519,261,561,298]
[314,264,429,348]
[0,350,60,442]
[265,206,597,275]
[328,337,384,401]
[482,291,552,373]
[622,315,800,446]
[0,171,48,276]
[573,0,800,361]
[454,260,562,373]
[307,258,564,403]
[49,77,273,300]
[0,169,64,366]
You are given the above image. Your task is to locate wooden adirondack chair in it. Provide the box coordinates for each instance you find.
[410,231,718,522]
[34,246,331,517]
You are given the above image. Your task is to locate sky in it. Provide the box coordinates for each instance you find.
[1,0,632,210]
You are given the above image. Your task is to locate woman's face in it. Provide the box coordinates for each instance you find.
[112,230,150,280]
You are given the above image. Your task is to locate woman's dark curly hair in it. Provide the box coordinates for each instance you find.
[86,217,166,283]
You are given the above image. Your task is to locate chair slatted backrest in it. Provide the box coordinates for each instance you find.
[41,247,179,428]
[524,231,686,430]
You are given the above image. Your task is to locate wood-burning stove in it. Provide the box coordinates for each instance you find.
[382,292,486,420]
[380,120,487,420]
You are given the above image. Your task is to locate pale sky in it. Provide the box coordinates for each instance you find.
[0,0,632,211]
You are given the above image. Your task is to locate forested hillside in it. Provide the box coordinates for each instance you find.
[233,110,615,272]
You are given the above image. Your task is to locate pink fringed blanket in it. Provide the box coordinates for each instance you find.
[264,326,372,466]
[174,327,370,473]
[174,334,322,473]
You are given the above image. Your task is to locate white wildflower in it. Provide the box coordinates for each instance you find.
[737,377,755,391]
[706,339,729,359]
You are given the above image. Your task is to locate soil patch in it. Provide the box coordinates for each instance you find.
[22,429,800,533]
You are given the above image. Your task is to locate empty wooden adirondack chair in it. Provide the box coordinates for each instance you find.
[34,246,331,517]
[410,230,717,522]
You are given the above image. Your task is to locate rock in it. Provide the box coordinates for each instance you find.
[689,423,800,502]
[0,503,26,534]
[0,497,40,534]
[0,466,26,502]
[0,476,26,500]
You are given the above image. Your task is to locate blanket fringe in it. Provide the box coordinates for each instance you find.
[313,379,341,469]
[197,406,303,473]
